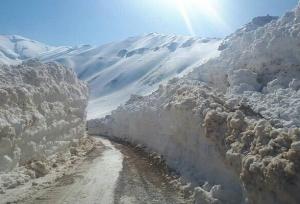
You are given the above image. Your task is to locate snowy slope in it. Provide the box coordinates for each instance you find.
[0,34,221,119]
[0,35,58,65]
[39,34,221,119]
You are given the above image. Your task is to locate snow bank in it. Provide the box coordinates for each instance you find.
[188,3,300,127]
[88,80,243,203]
[0,60,88,172]
[88,2,300,204]
[89,79,300,204]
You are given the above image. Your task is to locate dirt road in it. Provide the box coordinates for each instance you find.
[19,137,188,204]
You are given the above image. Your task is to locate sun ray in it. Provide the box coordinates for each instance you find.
[175,0,231,35]
[175,0,196,36]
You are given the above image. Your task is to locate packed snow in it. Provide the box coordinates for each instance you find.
[188,5,300,127]
[0,60,88,172]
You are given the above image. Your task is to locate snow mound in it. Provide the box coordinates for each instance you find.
[0,60,88,172]
[188,3,300,127]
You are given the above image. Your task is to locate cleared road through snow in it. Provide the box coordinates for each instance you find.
[20,137,187,204]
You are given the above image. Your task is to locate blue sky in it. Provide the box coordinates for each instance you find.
[0,0,298,46]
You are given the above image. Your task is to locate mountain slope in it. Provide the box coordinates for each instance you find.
[39,33,221,118]
[0,34,221,119]
[0,35,57,65]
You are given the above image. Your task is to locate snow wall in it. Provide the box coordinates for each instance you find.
[88,79,300,204]
[0,60,88,172]
[88,2,300,204]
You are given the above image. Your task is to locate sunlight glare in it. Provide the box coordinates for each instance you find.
[175,0,231,35]
[175,0,196,36]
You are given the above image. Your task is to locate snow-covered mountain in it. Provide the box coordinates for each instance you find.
[40,34,221,119]
[0,34,222,119]
[0,35,57,65]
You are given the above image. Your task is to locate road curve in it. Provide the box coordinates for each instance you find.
[21,137,188,204]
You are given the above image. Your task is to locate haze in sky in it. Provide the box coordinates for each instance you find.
[0,0,298,46]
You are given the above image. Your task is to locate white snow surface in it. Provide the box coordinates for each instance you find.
[0,35,57,65]
[38,33,221,119]
[0,33,221,119]
[87,2,300,204]
[88,79,243,204]
[0,60,88,172]
[188,3,300,127]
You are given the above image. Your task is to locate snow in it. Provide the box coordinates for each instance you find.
[42,137,123,204]
[88,80,244,204]
[0,33,221,119]
[88,78,300,203]
[1,2,300,203]
[88,2,300,204]
[0,35,57,65]
[187,4,300,127]
[0,60,88,172]
[38,33,222,119]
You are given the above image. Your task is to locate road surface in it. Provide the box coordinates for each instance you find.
[21,137,188,204]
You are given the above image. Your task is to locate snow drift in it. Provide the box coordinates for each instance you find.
[88,2,300,204]
[0,60,88,172]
